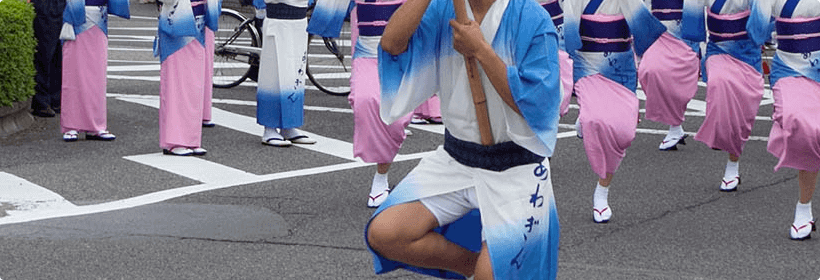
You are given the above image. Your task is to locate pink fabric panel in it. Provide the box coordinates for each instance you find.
[349,57,411,163]
[413,95,441,119]
[60,26,108,134]
[638,32,700,126]
[558,50,573,117]
[767,77,820,172]
[203,29,214,122]
[575,74,639,179]
[159,40,206,149]
[694,54,764,156]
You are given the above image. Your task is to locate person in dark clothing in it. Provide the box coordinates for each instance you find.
[30,0,66,118]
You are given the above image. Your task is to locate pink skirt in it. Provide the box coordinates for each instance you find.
[576,74,639,179]
[638,32,700,126]
[558,50,573,117]
[349,57,412,163]
[203,29,214,122]
[413,95,441,120]
[767,76,820,172]
[159,40,206,149]
[694,54,764,156]
[60,26,108,134]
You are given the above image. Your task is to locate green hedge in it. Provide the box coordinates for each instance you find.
[0,0,37,107]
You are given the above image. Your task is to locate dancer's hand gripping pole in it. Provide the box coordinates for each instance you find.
[452,0,493,146]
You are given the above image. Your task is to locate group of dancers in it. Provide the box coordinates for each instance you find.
[53,0,818,277]
[555,0,820,244]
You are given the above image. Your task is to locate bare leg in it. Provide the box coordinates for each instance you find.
[377,163,391,174]
[598,173,614,187]
[729,153,739,162]
[473,243,493,280]
[367,201,479,277]
[798,170,818,204]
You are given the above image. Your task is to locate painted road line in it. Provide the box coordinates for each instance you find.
[124,153,261,184]
[0,172,78,215]
[0,151,433,226]
[113,94,358,161]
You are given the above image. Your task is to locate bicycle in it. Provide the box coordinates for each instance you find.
[213,8,262,88]
[213,7,351,96]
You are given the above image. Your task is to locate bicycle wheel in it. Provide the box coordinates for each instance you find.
[306,22,352,96]
[213,9,261,88]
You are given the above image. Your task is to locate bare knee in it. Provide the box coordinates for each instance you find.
[366,213,405,254]
[366,202,438,257]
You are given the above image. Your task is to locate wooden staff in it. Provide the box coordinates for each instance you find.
[451,0,493,146]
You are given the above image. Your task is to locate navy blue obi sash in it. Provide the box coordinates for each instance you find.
[776,18,820,53]
[266,3,308,19]
[443,130,545,172]
[85,0,107,6]
[707,13,749,42]
[356,2,402,36]
[651,0,682,21]
[579,18,631,52]
[191,0,206,16]
[540,1,564,27]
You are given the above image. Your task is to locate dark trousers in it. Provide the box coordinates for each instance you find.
[31,0,65,111]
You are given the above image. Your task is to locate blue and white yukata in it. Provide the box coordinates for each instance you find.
[60,0,129,135]
[154,0,220,150]
[539,0,574,120]
[368,0,562,278]
[638,0,702,128]
[255,0,310,130]
[748,0,820,173]
[681,0,768,157]
[564,0,666,179]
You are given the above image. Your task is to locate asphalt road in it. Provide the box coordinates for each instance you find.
[0,2,818,279]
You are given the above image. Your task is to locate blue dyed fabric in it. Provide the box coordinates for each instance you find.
[564,0,667,91]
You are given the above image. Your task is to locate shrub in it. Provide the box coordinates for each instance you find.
[0,0,37,107]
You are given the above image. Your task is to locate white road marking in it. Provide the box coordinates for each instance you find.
[0,173,78,216]
[124,153,261,184]
[0,154,431,226]
[112,94,358,161]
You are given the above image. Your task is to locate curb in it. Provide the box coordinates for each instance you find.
[0,98,35,138]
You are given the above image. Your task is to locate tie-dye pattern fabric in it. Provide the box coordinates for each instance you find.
[365,147,560,279]
[563,0,667,91]
[306,0,354,37]
[255,12,309,129]
[63,0,129,37]
[681,0,768,79]
[155,0,205,62]
[644,0,700,52]
[378,0,561,157]
[748,0,820,86]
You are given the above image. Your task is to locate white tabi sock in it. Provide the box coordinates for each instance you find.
[262,127,282,141]
[794,201,813,225]
[667,125,684,139]
[723,160,739,180]
[594,183,609,209]
[370,172,389,195]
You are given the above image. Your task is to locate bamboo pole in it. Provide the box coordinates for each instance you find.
[451,0,493,146]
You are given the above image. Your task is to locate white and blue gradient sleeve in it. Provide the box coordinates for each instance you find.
[158,0,199,38]
[109,0,130,19]
[306,0,354,37]
[622,0,666,56]
[62,0,86,39]
[681,0,707,42]
[495,2,561,156]
[205,0,221,31]
[377,0,444,125]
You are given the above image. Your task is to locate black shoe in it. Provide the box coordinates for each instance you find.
[31,108,56,118]
[51,106,61,114]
